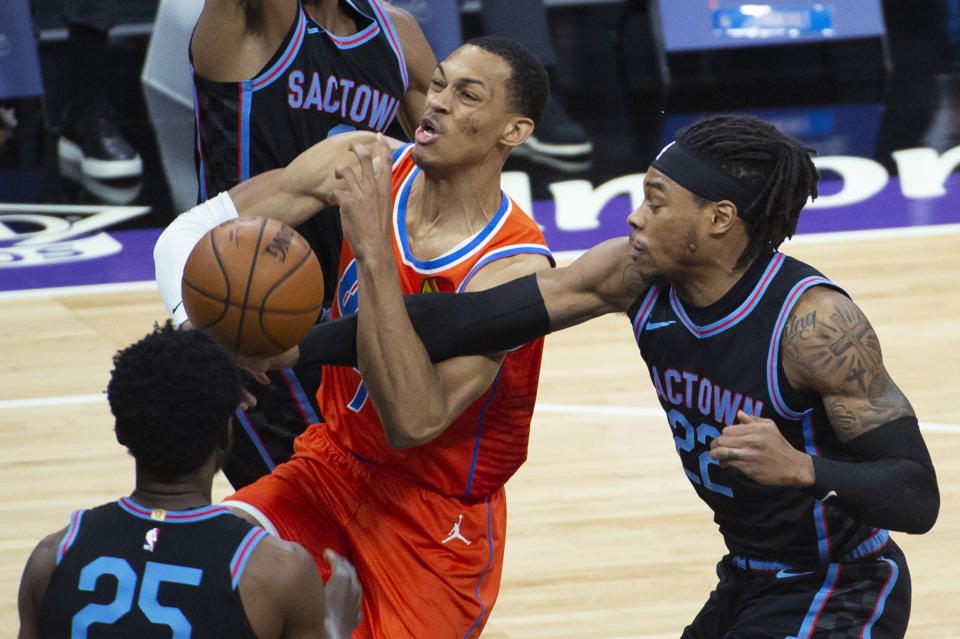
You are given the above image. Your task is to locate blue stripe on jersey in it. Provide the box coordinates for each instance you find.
[235,409,277,472]
[57,509,85,565]
[252,10,307,90]
[790,563,841,639]
[191,67,209,201]
[230,527,268,589]
[323,20,380,50]
[861,556,899,639]
[392,142,412,163]
[799,412,832,563]
[671,252,785,338]
[631,285,662,341]
[732,555,794,572]
[463,497,494,639]
[767,275,836,420]
[457,245,554,292]
[465,372,502,497]
[395,170,511,273]
[117,498,235,522]
[280,367,320,424]
[239,81,254,182]
[842,529,890,562]
[367,0,409,91]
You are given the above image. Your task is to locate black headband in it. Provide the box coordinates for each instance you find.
[650,141,760,220]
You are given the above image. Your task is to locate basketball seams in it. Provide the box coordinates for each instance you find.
[181,216,325,357]
[181,231,233,329]
[235,219,269,353]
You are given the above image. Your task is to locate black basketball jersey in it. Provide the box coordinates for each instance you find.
[628,252,889,566]
[192,0,409,307]
[39,498,266,638]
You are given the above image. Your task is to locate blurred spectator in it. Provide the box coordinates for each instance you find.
[56,0,143,180]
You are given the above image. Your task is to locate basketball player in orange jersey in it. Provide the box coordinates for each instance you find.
[190,0,437,491]
[155,36,554,638]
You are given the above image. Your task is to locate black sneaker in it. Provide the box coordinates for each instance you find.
[524,97,593,157]
[58,102,143,179]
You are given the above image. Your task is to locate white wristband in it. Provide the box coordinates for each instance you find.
[153,191,239,325]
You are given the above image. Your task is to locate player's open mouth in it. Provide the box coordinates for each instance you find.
[415,116,441,145]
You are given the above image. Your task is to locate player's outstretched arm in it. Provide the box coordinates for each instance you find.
[384,2,437,140]
[713,286,939,533]
[286,236,646,371]
[153,131,402,324]
[230,130,403,228]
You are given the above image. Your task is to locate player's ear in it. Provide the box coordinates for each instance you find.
[710,200,739,234]
[501,115,534,148]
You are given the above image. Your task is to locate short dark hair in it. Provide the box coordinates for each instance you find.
[675,114,820,267]
[108,321,241,478]
[463,35,550,125]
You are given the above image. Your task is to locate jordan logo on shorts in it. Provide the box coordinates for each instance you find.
[442,514,471,545]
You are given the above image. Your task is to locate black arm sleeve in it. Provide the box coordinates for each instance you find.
[297,273,551,368]
[807,416,939,534]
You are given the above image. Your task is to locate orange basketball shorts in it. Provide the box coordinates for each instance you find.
[227,427,507,639]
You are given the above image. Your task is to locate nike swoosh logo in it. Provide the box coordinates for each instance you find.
[775,569,815,579]
[645,320,676,330]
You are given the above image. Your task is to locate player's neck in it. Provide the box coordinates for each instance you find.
[131,465,215,512]
[417,163,504,222]
[409,169,504,242]
[672,255,757,309]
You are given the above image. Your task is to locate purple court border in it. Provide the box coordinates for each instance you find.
[0,175,958,294]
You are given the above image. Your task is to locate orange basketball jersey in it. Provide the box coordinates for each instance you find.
[307,144,553,498]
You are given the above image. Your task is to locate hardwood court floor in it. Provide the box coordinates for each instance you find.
[1,230,957,637]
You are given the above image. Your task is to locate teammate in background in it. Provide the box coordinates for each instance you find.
[17,322,361,639]
[155,36,554,637]
[189,0,437,489]
[285,114,940,638]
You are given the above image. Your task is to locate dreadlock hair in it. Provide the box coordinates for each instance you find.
[463,35,550,125]
[675,114,820,268]
[108,320,241,478]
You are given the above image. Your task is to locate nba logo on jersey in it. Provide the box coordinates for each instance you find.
[143,527,159,552]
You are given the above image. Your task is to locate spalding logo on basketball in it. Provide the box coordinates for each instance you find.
[181,216,325,358]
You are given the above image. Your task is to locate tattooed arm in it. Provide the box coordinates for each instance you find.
[778,286,939,532]
[782,286,914,440]
[713,284,938,531]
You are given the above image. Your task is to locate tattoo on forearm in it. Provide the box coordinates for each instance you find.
[827,400,859,440]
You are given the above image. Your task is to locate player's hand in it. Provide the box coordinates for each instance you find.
[323,548,363,639]
[709,411,815,487]
[330,133,394,264]
[234,346,300,384]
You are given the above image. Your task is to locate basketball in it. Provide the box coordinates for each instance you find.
[181,216,325,358]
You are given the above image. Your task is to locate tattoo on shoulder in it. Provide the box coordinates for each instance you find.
[783,309,817,342]
[786,298,912,437]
